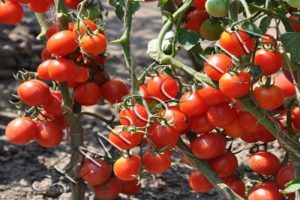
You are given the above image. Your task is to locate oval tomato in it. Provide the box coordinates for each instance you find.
[75,82,102,106]
[253,85,285,110]
[204,53,233,81]
[276,163,295,189]
[113,155,141,181]
[64,0,82,9]
[80,33,107,55]
[36,121,64,148]
[248,183,282,200]
[223,177,245,197]
[73,19,97,34]
[224,119,246,138]
[207,102,237,127]
[205,0,229,17]
[189,114,214,133]
[142,151,172,174]
[248,151,280,176]
[197,86,227,105]
[100,80,129,104]
[48,58,77,82]
[292,107,300,130]
[193,0,207,9]
[179,91,208,117]
[254,49,283,75]
[273,72,296,97]
[119,104,148,127]
[47,30,78,56]
[209,152,238,178]
[189,171,212,193]
[0,0,23,25]
[43,92,62,117]
[108,127,143,150]
[28,0,51,13]
[148,124,180,149]
[183,9,209,32]
[121,179,141,195]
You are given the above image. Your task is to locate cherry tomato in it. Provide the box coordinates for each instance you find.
[92,69,110,85]
[289,16,300,32]
[28,0,51,13]
[43,92,62,117]
[189,114,214,133]
[253,85,285,110]
[47,30,78,56]
[45,23,74,39]
[276,163,295,189]
[41,48,51,61]
[36,121,64,148]
[254,49,283,75]
[15,0,33,3]
[73,66,89,83]
[148,124,180,149]
[113,155,141,181]
[119,104,148,127]
[189,171,212,192]
[237,111,263,134]
[204,53,233,81]
[48,58,77,82]
[37,60,52,81]
[64,0,82,9]
[193,0,207,10]
[183,9,209,32]
[75,82,102,106]
[197,86,227,105]
[80,33,107,55]
[261,34,277,48]
[248,151,280,176]
[209,152,238,178]
[205,0,229,17]
[207,102,237,127]
[223,177,245,197]
[224,119,246,138]
[240,131,259,143]
[200,18,223,41]
[93,177,122,200]
[100,80,129,104]
[0,0,23,25]
[248,183,282,200]
[179,91,208,117]
[142,151,172,174]
[108,127,143,150]
[273,72,296,97]
[292,107,300,130]
[73,19,97,34]
[121,179,141,195]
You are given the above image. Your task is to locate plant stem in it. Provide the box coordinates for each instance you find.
[34,13,48,40]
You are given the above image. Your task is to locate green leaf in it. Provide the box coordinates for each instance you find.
[281,32,300,64]
[242,22,261,38]
[108,0,125,20]
[147,39,159,61]
[259,16,272,34]
[158,0,168,7]
[282,179,300,194]
[177,28,200,51]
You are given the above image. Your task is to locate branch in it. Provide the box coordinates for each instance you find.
[34,13,48,40]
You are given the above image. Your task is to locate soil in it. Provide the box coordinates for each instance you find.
[0,2,284,200]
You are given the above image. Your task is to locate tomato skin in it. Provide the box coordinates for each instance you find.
[248,183,282,200]
[183,9,209,32]
[191,133,226,160]
[200,18,223,41]
[207,102,237,127]
[179,91,208,117]
[146,74,179,101]
[113,155,141,181]
[148,124,180,149]
[45,23,74,39]
[73,19,97,34]
[80,33,107,55]
[289,16,300,32]
[224,119,245,138]
[205,0,229,17]
[241,131,259,143]
[80,158,112,186]
[93,70,110,85]
[254,49,283,75]
[36,121,64,148]
[47,30,78,56]
[248,151,280,176]
[121,179,141,195]
[119,104,148,127]
[189,114,214,134]
[108,128,143,150]
[6,118,38,145]
[43,93,62,117]
[75,82,102,106]
[41,48,51,61]
[209,152,238,178]
[142,151,172,174]
[253,85,285,110]
[16,0,33,3]
[93,177,122,200]
[28,0,51,13]
[204,53,233,81]
[100,80,129,104]
[73,66,89,83]
[276,164,296,189]
[37,60,52,81]
[18,79,51,106]
[219,71,251,98]
[193,0,207,9]
[64,0,82,9]
[292,107,300,130]
[273,72,296,97]
[237,111,263,134]
[223,177,245,197]
[197,86,227,106]
[48,58,77,82]
[189,171,212,193]
[219,30,256,56]
[0,1,23,25]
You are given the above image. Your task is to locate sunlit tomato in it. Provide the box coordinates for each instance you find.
[113,155,141,181]
[48,58,77,82]
[80,158,112,186]
[37,60,52,80]
[36,121,64,148]
[179,91,208,117]
[159,107,189,134]
[108,127,143,150]
[93,69,110,85]
[47,30,78,56]
[143,151,172,174]
[273,72,296,97]
[80,33,107,55]
[183,9,209,32]
[189,114,214,133]
[148,124,180,149]
[205,0,229,17]
[64,0,82,9]
[191,133,226,160]
[73,19,97,34]
[197,86,227,105]
[75,82,102,106]
[248,151,280,176]
[73,66,89,83]
[287,0,300,8]
[119,104,148,127]
[292,107,300,130]
[100,80,129,104]
[276,163,295,189]
[253,85,285,110]
[200,18,223,41]
[193,0,207,9]
[189,171,212,193]
[254,49,283,75]
[224,119,245,138]
[0,1,23,25]
[18,79,51,106]
[223,177,245,197]
[207,102,237,127]
[5,118,38,145]
[209,152,238,178]
[43,93,62,117]
[121,179,141,195]
[146,73,179,101]
[219,30,256,56]
[204,53,233,81]
[93,177,122,200]
[28,0,51,13]
[248,183,282,200]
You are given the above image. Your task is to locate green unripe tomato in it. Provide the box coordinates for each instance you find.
[200,19,223,41]
[205,0,229,17]
[287,0,300,8]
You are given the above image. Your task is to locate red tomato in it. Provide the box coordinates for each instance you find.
[36,121,64,148]
[224,119,246,138]
[15,0,33,3]
[240,131,259,143]
[207,102,237,127]
[28,0,51,13]
[289,16,300,32]
[5,118,38,145]
[93,177,122,200]
[292,107,300,130]
[209,152,238,178]
[197,86,227,105]
[183,9,209,32]
[0,1,23,25]
[93,69,110,85]
[75,82,102,106]
[259,128,276,143]
[48,58,77,82]
[100,80,129,104]
[80,158,112,186]
[189,171,212,192]
[204,53,234,81]
[248,151,280,176]
[45,23,74,39]
[191,133,226,160]
[41,48,51,61]
[223,177,245,197]
[273,72,296,97]
[142,151,172,174]
[139,84,152,101]
[248,183,282,200]
[43,92,62,117]
[146,73,179,101]
[64,0,82,9]
[254,49,283,75]
[193,0,207,9]
[237,111,263,134]
[219,71,251,98]
[253,85,285,110]
[219,30,256,56]
[261,34,278,48]
[37,60,52,81]
[113,155,141,181]
[18,79,51,106]
[47,30,78,56]
[121,179,141,195]
[179,91,208,117]
[73,66,89,83]
[80,33,107,55]
[119,104,148,127]
[73,19,97,34]
[189,114,214,133]
[148,124,180,149]
[276,163,296,189]
[108,127,143,150]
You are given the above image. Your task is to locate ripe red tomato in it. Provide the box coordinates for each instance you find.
[45,23,74,39]
[119,104,148,127]
[37,60,52,81]
[5,118,38,145]
[191,133,226,160]
[80,33,107,55]
[292,107,300,130]
[219,30,256,56]
[64,0,82,9]
[240,131,259,143]
[108,127,143,150]
[179,91,208,117]
[224,119,246,138]
[206,102,237,127]
[189,171,212,192]
[248,151,280,176]
[248,183,282,200]
[47,30,78,56]
[100,80,129,104]
[142,151,172,174]
[93,177,122,200]
[73,66,89,83]
[0,0,23,25]
[209,152,238,178]
[146,73,179,101]
[253,85,285,110]
[276,164,296,189]
[139,84,152,101]
[204,53,233,81]
[36,121,64,148]
[219,71,251,98]
[189,114,214,133]
[289,16,300,32]
[28,0,51,13]
[254,49,283,75]
[113,155,141,181]
[273,72,296,97]
[193,0,207,9]
[80,158,112,186]
[183,9,209,32]
[43,92,62,117]
[197,86,227,105]
[223,177,245,197]
[93,69,110,85]
[41,48,51,61]
[259,127,276,143]
[75,82,102,106]
[18,79,51,106]
[148,124,180,149]
[48,58,77,82]
[73,19,97,34]
[121,179,141,195]
[237,111,263,134]
[15,0,33,3]
[260,34,278,48]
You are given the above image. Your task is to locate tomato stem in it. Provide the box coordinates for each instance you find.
[34,13,48,40]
